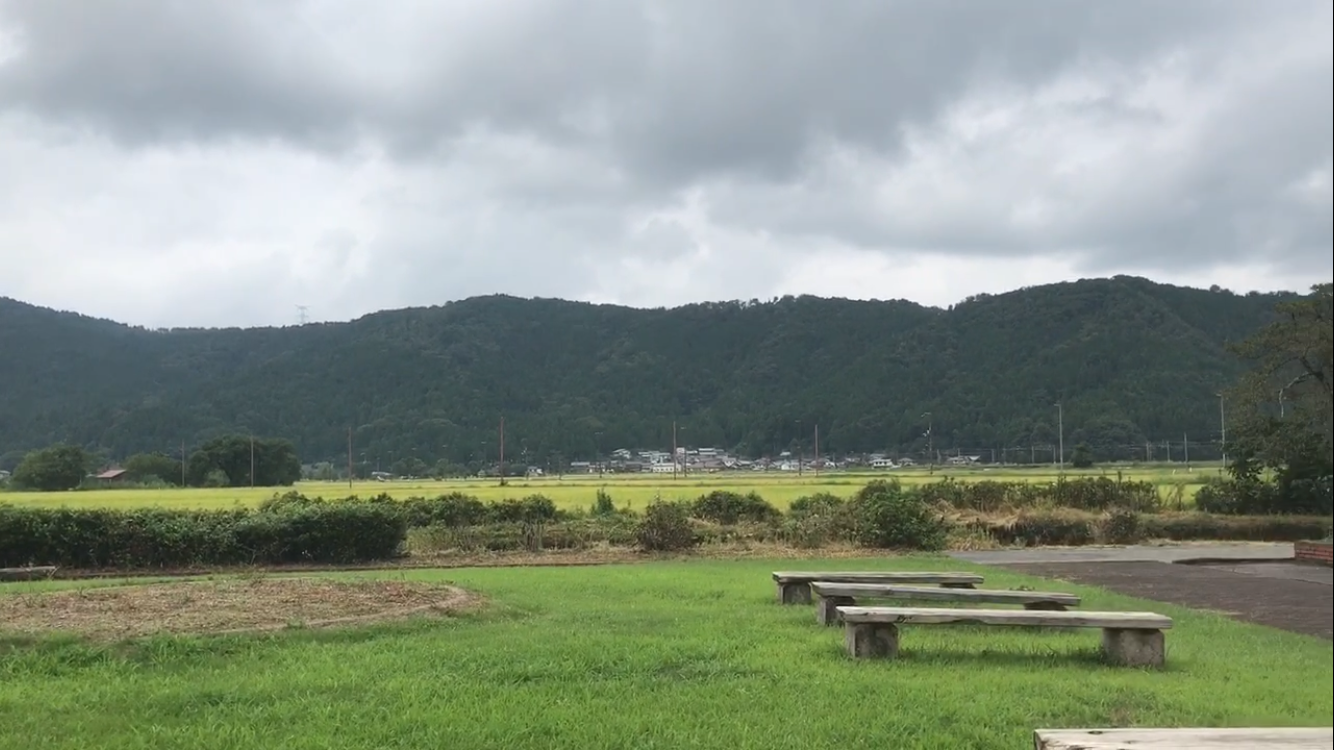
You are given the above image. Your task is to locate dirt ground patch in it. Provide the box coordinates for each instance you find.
[998,560,1332,640]
[0,578,480,640]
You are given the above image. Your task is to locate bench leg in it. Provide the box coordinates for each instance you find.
[845,622,900,659]
[1023,601,1068,611]
[777,581,811,605]
[941,582,976,589]
[1101,628,1165,668]
[817,595,855,626]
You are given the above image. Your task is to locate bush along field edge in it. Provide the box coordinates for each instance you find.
[1,476,1329,571]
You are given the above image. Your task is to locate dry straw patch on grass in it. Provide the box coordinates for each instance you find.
[0,578,479,640]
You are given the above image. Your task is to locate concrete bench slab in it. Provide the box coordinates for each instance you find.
[1034,727,1333,749]
[838,606,1173,667]
[0,566,58,582]
[772,571,983,604]
[810,582,1080,625]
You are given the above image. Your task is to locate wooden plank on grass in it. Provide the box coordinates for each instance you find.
[810,582,1080,606]
[1034,727,1333,749]
[771,571,983,585]
[837,606,1172,630]
[0,566,58,582]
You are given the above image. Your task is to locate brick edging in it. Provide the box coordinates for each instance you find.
[1294,540,1333,566]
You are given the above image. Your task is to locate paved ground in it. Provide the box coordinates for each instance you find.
[951,542,1295,565]
[954,543,1331,639]
[990,560,1332,640]
[1199,561,1332,586]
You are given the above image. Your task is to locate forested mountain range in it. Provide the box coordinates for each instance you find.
[0,276,1299,470]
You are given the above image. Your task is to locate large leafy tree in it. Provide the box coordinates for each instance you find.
[186,435,302,487]
[1225,283,1332,512]
[12,444,92,491]
[123,452,184,485]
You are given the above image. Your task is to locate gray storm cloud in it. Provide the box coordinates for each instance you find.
[0,0,1329,326]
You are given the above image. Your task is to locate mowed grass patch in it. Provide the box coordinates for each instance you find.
[1,557,1328,750]
[0,465,1213,511]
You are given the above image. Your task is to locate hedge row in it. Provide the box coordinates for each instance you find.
[916,476,1164,512]
[405,509,1332,554]
[4,478,1329,568]
[975,511,1330,548]
[0,502,406,569]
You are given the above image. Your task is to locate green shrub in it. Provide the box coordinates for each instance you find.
[592,488,616,516]
[788,492,846,518]
[1052,477,1160,512]
[1195,476,1332,516]
[1194,478,1273,515]
[403,492,489,527]
[782,513,838,549]
[785,492,856,547]
[636,500,697,552]
[489,495,560,524]
[1098,508,1143,545]
[849,480,949,551]
[689,490,779,525]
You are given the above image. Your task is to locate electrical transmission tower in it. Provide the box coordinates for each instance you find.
[296,305,309,325]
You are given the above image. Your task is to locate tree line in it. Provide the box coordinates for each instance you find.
[6,435,301,491]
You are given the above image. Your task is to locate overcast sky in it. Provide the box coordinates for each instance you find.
[1,0,1330,328]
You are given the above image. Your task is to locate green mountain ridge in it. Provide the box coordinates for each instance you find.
[0,275,1298,468]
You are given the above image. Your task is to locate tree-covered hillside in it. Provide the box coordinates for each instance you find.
[0,276,1297,469]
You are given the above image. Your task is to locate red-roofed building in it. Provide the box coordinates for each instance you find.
[94,468,128,483]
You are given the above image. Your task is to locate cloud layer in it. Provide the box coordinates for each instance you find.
[1,0,1330,327]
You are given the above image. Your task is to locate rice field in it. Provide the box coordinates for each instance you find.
[0,465,1219,511]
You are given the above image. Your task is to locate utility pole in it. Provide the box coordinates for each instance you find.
[181,440,187,487]
[667,421,677,477]
[1218,393,1227,472]
[813,423,820,476]
[1183,433,1190,471]
[795,420,803,478]
[347,427,354,488]
[1055,403,1064,473]
[922,412,933,475]
[499,417,506,485]
[250,435,255,487]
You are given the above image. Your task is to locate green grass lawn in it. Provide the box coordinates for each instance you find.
[1,557,1328,749]
[0,465,1215,510]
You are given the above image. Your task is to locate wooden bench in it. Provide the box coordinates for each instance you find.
[1034,727,1333,749]
[810,582,1080,625]
[772,571,983,604]
[0,566,58,582]
[838,606,1173,667]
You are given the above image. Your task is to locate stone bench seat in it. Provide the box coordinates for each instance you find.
[838,606,1173,667]
[772,571,983,604]
[0,566,58,582]
[1034,727,1334,749]
[810,582,1080,625]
